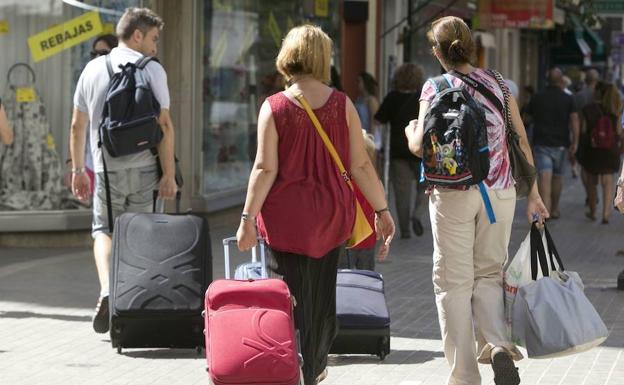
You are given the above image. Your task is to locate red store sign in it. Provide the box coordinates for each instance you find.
[477,0,555,29]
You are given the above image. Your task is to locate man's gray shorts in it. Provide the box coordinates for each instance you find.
[92,164,159,238]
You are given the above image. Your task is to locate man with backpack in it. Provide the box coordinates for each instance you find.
[69,7,177,334]
[525,68,579,219]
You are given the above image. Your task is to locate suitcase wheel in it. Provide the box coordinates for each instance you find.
[117,346,122,354]
[378,337,389,360]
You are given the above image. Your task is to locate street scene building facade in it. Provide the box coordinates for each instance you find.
[1,0,623,233]
[1,1,624,385]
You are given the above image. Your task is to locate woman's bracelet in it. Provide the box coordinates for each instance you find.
[72,167,86,174]
[375,207,390,215]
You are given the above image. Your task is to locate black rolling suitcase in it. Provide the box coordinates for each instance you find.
[330,269,391,359]
[109,193,211,353]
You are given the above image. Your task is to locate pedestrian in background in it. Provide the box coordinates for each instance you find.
[236,25,395,385]
[576,69,601,203]
[405,16,548,385]
[576,68,600,110]
[577,82,623,223]
[375,63,426,238]
[0,99,13,145]
[338,130,386,270]
[355,72,381,148]
[330,65,343,91]
[525,68,579,219]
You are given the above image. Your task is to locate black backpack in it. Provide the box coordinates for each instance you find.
[99,55,163,158]
[422,73,489,187]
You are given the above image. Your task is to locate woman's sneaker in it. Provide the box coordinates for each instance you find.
[92,296,109,333]
[491,348,520,385]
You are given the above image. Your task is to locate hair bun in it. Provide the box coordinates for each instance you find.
[448,39,466,62]
[449,39,464,54]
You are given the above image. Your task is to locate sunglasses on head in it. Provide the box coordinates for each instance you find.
[90,49,110,59]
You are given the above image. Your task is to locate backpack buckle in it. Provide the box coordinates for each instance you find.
[341,171,350,182]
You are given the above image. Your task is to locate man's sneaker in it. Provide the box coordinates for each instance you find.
[92,296,109,333]
[491,348,520,385]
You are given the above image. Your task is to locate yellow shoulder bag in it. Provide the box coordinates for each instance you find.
[293,93,374,248]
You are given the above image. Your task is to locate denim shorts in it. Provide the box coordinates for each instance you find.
[533,145,567,176]
[92,164,159,238]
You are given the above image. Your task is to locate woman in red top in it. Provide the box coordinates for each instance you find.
[237,25,395,385]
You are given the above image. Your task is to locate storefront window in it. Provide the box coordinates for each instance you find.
[0,0,142,212]
[201,0,340,195]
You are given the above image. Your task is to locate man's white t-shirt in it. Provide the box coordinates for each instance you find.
[73,46,170,173]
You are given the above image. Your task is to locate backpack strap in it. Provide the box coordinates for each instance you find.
[429,75,453,94]
[105,55,114,78]
[135,56,159,69]
[448,70,504,113]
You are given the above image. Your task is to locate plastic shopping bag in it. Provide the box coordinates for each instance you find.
[510,224,608,358]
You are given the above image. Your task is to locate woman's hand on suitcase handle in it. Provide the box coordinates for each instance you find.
[237,218,258,251]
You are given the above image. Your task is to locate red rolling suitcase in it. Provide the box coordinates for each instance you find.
[204,237,301,385]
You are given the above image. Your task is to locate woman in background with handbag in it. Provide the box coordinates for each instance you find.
[404,16,548,385]
[236,25,395,385]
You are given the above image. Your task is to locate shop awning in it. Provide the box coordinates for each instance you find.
[571,14,605,62]
[551,14,592,66]
[584,28,606,62]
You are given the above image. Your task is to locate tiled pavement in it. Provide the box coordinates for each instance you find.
[1,174,624,385]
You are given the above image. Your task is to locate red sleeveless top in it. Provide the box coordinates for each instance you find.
[257,90,355,258]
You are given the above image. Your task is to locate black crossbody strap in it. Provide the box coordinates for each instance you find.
[448,70,504,113]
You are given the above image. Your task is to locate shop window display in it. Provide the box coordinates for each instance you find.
[0,0,143,211]
[201,0,340,195]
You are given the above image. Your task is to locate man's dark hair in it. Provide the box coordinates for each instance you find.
[116,7,164,41]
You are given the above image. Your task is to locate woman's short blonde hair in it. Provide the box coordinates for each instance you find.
[276,25,333,84]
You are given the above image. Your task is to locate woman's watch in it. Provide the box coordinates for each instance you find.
[241,212,255,222]
[375,207,390,215]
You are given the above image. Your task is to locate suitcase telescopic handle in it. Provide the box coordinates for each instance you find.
[222,237,267,279]
[152,190,182,213]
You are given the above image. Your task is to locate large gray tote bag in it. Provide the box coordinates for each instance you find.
[512,224,608,359]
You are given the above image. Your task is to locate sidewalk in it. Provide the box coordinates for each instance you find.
[1,174,623,385]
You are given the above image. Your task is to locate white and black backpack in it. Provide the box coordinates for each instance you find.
[422,72,489,187]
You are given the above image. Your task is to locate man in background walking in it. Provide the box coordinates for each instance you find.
[525,68,579,219]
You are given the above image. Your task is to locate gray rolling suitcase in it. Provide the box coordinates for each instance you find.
[330,269,391,359]
[109,193,211,353]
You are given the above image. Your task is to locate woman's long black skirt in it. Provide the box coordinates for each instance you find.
[268,246,342,385]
